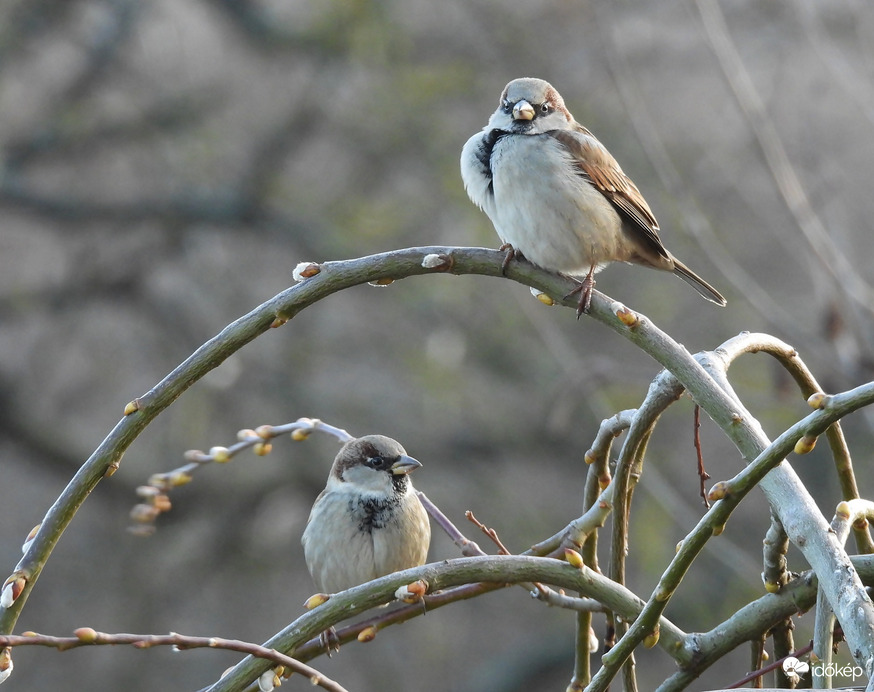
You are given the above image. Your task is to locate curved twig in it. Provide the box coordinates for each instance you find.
[0,630,347,692]
[714,331,874,553]
[202,554,686,692]
[590,366,874,690]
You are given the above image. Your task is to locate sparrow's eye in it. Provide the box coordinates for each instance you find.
[365,456,385,469]
[540,102,551,114]
[501,99,512,113]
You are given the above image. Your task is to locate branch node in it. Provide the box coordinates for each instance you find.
[794,434,817,455]
[708,481,730,502]
[292,262,321,282]
[529,286,556,305]
[21,524,40,555]
[807,392,830,410]
[611,301,640,327]
[0,647,12,684]
[357,625,378,643]
[73,627,98,643]
[304,593,330,610]
[1,574,27,608]
[421,252,454,271]
[564,548,584,569]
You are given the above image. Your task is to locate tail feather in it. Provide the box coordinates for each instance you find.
[672,259,727,306]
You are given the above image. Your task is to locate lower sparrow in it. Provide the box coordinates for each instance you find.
[302,435,431,595]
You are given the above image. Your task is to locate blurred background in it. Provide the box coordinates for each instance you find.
[1,0,874,689]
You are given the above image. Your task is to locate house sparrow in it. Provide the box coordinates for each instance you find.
[302,435,431,596]
[461,77,727,315]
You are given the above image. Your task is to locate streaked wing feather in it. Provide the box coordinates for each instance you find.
[547,128,669,260]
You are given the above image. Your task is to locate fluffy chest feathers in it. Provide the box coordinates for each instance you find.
[485,133,635,274]
[302,477,430,594]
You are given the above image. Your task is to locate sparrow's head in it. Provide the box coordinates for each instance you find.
[487,78,572,134]
[329,435,422,496]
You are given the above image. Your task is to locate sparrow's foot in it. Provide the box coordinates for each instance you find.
[564,267,596,318]
[498,243,520,275]
[319,626,341,656]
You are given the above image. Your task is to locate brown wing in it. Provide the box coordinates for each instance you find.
[547,127,670,262]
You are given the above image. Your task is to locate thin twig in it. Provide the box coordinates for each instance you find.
[466,510,553,601]
[713,332,874,553]
[0,630,348,692]
[203,555,686,692]
[724,641,813,689]
[414,492,484,557]
[693,405,711,507]
[465,510,512,555]
[591,373,874,690]
[420,495,599,610]
[129,418,353,533]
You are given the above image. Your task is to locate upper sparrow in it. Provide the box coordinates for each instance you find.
[302,435,431,595]
[461,77,727,315]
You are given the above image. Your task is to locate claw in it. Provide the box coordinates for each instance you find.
[499,243,517,275]
[319,626,341,656]
[563,264,597,318]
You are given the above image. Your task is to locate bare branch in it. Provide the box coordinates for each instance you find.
[203,554,688,692]
[3,244,874,690]
[595,378,874,689]
[714,331,874,553]
[0,630,347,692]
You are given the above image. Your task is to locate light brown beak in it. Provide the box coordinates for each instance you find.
[512,100,535,121]
[390,455,423,475]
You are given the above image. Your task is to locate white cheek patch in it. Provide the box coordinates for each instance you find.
[340,466,393,495]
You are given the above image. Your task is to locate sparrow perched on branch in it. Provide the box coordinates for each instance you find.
[461,77,727,315]
[302,435,431,595]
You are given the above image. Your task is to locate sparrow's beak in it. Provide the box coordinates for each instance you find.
[390,455,423,475]
[512,100,535,121]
